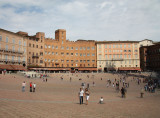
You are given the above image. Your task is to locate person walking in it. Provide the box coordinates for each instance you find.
[140,88,144,98]
[30,82,32,92]
[85,88,90,105]
[22,81,26,92]
[78,88,84,105]
[121,87,125,98]
[33,83,36,92]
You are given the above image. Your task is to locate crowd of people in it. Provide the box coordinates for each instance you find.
[18,72,159,105]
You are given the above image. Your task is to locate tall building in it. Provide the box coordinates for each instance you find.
[43,29,97,72]
[96,41,140,72]
[140,42,160,71]
[17,31,45,68]
[0,28,26,71]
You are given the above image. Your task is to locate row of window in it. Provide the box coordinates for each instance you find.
[0,55,25,62]
[44,59,95,63]
[98,60,138,64]
[44,52,95,56]
[98,44,138,49]
[29,43,43,49]
[99,49,138,53]
[0,45,26,53]
[0,35,26,46]
[45,45,95,50]
[98,54,138,59]
[45,63,94,67]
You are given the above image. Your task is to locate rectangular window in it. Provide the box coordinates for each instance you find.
[71,53,73,56]
[48,45,51,48]
[83,53,86,56]
[71,47,73,50]
[109,45,111,48]
[75,53,78,56]
[92,60,95,62]
[83,47,86,50]
[24,41,26,46]
[45,45,47,48]
[92,47,95,50]
[52,45,54,49]
[124,44,126,48]
[75,47,78,50]
[87,47,90,50]
[19,40,21,45]
[99,45,101,49]
[105,45,107,48]
[61,46,64,49]
[128,44,130,48]
[120,44,122,48]
[52,52,54,55]
[12,39,15,44]
[92,53,95,56]
[87,60,90,62]
[87,53,90,56]
[5,45,8,51]
[18,47,21,52]
[0,35,2,41]
[67,47,69,50]
[12,46,15,52]
[5,55,8,61]
[18,56,20,62]
[66,53,69,55]
[55,46,58,49]
[12,56,14,61]
[105,54,107,59]
[6,37,8,43]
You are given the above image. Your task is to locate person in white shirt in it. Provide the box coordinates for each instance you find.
[22,81,26,92]
[33,83,36,92]
[99,97,104,104]
[78,88,84,105]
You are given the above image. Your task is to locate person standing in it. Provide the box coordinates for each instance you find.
[22,81,26,92]
[85,88,90,105]
[33,83,36,92]
[78,88,84,105]
[30,82,32,92]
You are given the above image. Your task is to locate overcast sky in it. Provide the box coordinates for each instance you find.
[0,0,160,41]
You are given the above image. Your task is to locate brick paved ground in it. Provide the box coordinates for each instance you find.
[0,73,160,118]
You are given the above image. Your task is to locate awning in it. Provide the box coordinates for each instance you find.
[118,67,141,71]
[78,68,97,71]
[0,64,27,71]
[29,68,71,71]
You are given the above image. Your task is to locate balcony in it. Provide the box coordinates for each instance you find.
[32,55,39,58]
[0,59,25,64]
[0,48,24,54]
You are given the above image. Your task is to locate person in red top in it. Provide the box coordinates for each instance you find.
[30,82,32,92]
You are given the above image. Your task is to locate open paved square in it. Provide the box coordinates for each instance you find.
[0,73,160,118]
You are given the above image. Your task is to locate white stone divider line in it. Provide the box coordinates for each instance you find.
[0,92,160,104]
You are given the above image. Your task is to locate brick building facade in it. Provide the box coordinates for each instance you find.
[140,43,160,71]
[43,29,97,72]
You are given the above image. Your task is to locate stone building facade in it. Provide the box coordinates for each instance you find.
[0,28,27,71]
[96,41,140,72]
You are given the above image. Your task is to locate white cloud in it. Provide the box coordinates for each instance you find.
[0,0,160,41]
